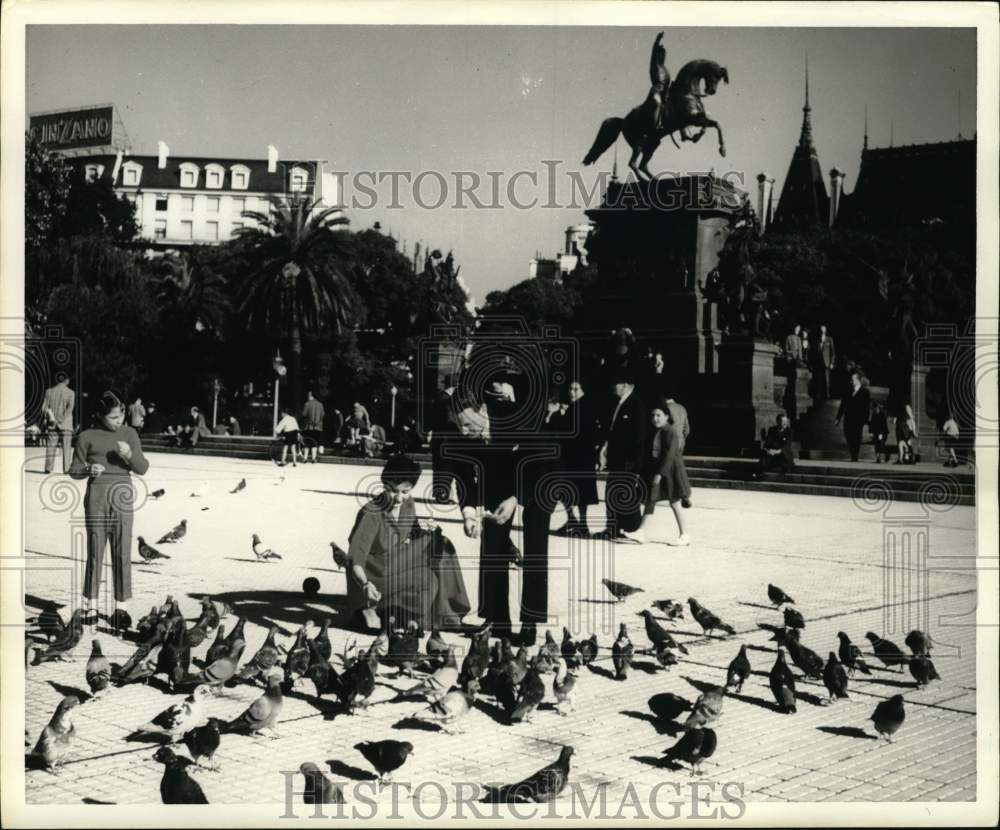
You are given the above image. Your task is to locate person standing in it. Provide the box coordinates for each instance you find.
[835,372,871,462]
[128,396,146,433]
[301,390,325,463]
[784,325,804,368]
[143,402,164,435]
[69,391,148,631]
[869,402,890,463]
[428,376,460,504]
[817,324,836,399]
[640,401,692,546]
[557,380,600,537]
[662,394,690,455]
[42,375,75,474]
[274,405,301,467]
[597,369,647,543]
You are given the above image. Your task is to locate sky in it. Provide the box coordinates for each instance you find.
[25,25,977,303]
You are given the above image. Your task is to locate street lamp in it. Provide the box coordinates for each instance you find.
[272,351,287,433]
[390,385,398,428]
[211,378,222,429]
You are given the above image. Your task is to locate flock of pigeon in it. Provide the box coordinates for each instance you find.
[25,476,944,805]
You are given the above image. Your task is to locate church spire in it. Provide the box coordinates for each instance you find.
[797,55,814,151]
[863,105,869,150]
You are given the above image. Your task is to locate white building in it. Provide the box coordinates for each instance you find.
[528,222,594,281]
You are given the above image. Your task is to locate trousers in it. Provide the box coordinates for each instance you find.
[605,468,644,534]
[82,484,134,603]
[45,427,73,473]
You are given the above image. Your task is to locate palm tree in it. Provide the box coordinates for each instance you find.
[235,195,354,410]
[153,249,231,336]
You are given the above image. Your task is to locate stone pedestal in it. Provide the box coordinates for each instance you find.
[779,365,814,425]
[910,364,938,459]
[705,339,783,453]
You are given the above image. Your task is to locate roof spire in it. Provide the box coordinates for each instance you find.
[863,105,869,150]
[957,90,963,139]
[804,54,810,110]
[797,54,814,150]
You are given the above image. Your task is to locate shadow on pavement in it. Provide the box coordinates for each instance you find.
[392,716,440,732]
[816,725,878,740]
[187,590,351,633]
[725,689,785,714]
[631,754,675,770]
[46,680,92,702]
[326,759,377,781]
[620,709,683,736]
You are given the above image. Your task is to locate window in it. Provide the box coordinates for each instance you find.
[155,196,168,212]
[205,164,224,189]
[205,221,219,241]
[179,163,199,188]
[289,166,309,193]
[154,219,167,240]
[179,221,193,241]
[181,196,194,212]
[122,162,142,186]
[231,197,245,214]
[230,164,250,190]
[206,197,220,213]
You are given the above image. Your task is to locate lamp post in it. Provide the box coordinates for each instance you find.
[211,378,222,429]
[272,351,286,434]
[390,385,398,428]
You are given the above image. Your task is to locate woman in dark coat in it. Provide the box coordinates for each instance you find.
[345,454,470,630]
[639,401,692,547]
[557,380,600,537]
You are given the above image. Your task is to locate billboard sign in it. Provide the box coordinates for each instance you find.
[28,105,119,152]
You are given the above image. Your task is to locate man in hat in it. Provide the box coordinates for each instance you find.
[597,369,647,543]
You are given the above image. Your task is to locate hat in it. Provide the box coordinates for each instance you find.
[612,367,636,385]
[98,390,124,415]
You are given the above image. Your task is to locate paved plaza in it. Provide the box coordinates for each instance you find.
[20,449,978,809]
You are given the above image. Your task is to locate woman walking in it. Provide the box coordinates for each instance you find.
[640,400,692,546]
[69,390,149,631]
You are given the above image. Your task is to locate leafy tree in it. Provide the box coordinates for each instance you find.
[60,176,140,245]
[480,275,584,334]
[24,134,71,252]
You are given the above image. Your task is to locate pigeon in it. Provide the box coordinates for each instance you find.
[783,607,805,630]
[205,626,229,665]
[154,747,208,803]
[725,644,751,692]
[553,659,577,713]
[134,686,211,742]
[460,626,491,682]
[136,606,162,643]
[194,597,222,632]
[385,619,422,677]
[638,609,689,655]
[612,623,634,680]
[157,616,192,682]
[870,694,905,741]
[560,628,580,667]
[687,598,736,637]
[283,626,312,690]
[648,692,692,723]
[151,488,166,499]
[602,578,643,602]
[905,630,933,657]
[909,654,941,686]
[189,481,209,498]
[114,643,163,686]
[251,533,282,561]
[225,670,284,737]
[510,657,545,723]
[157,520,187,544]
[757,622,795,647]
[650,599,685,620]
[769,649,797,713]
[329,542,350,570]
[355,740,414,785]
[785,630,824,679]
[310,618,333,665]
[182,718,223,770]
[767,583,795,607]
[30,696,79,770]
[483,746,573,803]
[173,641,240,692]
[406,646,459,701]
[683,685,724,730]
[223,616,247,651]
[230,478,247,494]
[300,762,345,805]
[663,727,718,776]
[306,656,343,700]
[35,600,65,642]
[184,620,209,649]
[536,629,561,674]
[136,536,171,562]
[338,647,378,712]
[425,627,448,669]
[654,641,678,670]
[85,640,111,695]
[837,632,871,675]
[412,678,479,734]
[576,634,598,666]
[823,652,850,702]
[238,624,283,684]
[31,609,84,664]
[866,632,909,672]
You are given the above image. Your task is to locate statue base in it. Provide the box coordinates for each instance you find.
[704,338,783,454]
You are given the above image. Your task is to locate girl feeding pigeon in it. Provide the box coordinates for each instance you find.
[69,390,149,631]
[638,400,692,546]
[345,454,470,631]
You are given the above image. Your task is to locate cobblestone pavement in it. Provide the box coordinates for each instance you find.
[19,450,978,808]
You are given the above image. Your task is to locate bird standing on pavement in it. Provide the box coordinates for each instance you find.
[134,686,212,742]
[639,609,689,655]
[577,634,598,666]
[193,597,221,632]
[865,632,909,672]
[182,718,223,770]
[157,520,187,544]
[85,640,111,695]
[663,728,718,776]
[31,609,84,665]
[837,632,871,675]
[237,624,283,684]
[909,654,941,686]
[300,762,345,805]
[553,659,577,713]
[230,478,246,494]
[251,533,282,561]
[225,671,284,737]
[870,694,905,741]
[284,625,312,690]
[905,629,933,657]
[310,618,333,665]
[822,652,850,702]
[406,646,458,701]
[460,626,491,683]
[154,747,208,803]
[205,626,229,666]
[767,584,795,607]
[785,629,824,679]
[536,629,561,674]
[687,598,736,637]
[35,600,65,642]
[683,685,725,730]
[612,623,634,680]
[602,578,644,602]
[355,740,414,786]
[725,644,751,693]
[783,607,805,630]
[29,696,79,770]
[482,746,574,803]
[560,628,580,668]
[769,649,797,714]
[412,677,479,733]
[651,599,685,620]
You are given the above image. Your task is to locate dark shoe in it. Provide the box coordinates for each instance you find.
[681,498,692,509]
[591,529,615,541]
[512,624,537,648]
[82,608,99,626]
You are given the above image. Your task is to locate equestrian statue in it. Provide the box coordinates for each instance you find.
[583,32,730,180]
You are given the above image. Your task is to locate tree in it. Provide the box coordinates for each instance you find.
[480,275,584,334]
[235,196,355,410]
[24,134,71,253]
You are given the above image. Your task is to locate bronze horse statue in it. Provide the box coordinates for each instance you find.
[583,58,730,180]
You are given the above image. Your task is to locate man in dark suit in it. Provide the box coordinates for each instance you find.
[835,372,871,462]
[428,375,460,503]
[597,369,647,543]
[817,324,836,398]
